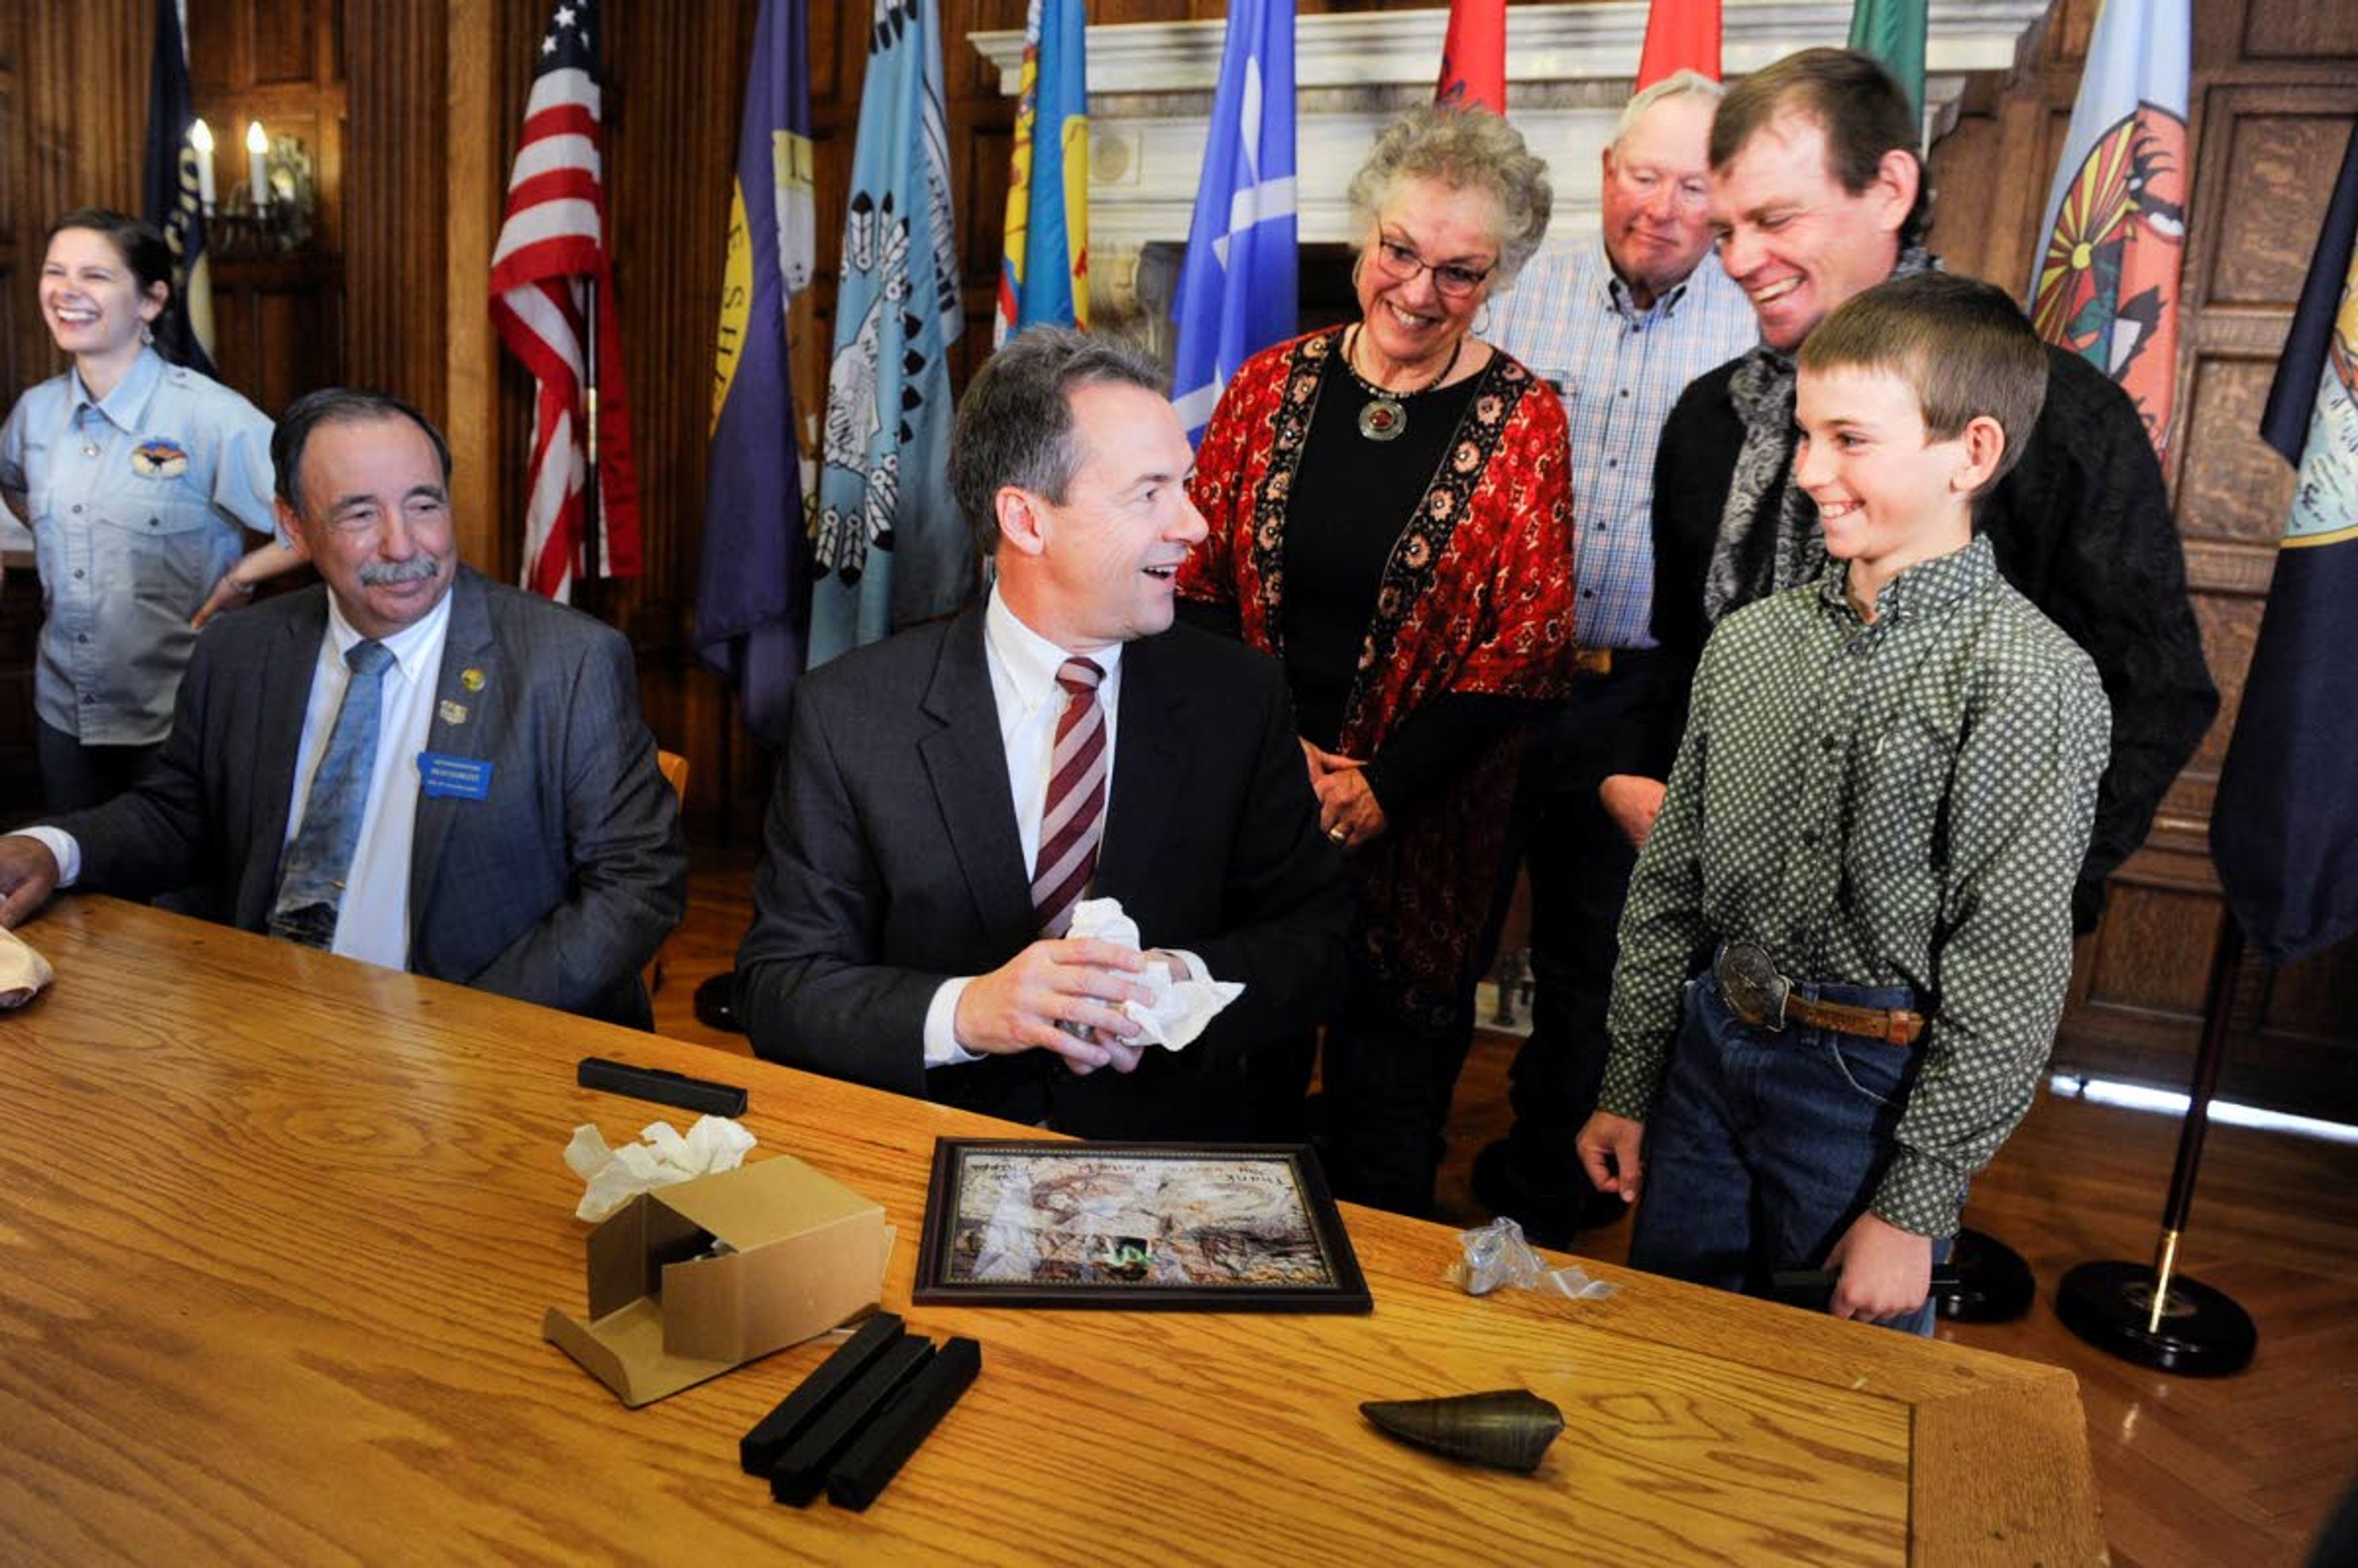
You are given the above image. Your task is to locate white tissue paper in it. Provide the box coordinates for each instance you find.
[1067,896,1245,1050]
[565,1115,757,1222]
[0,923,54,1009]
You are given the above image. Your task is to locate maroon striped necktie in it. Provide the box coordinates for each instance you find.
[1032,656,1108,936]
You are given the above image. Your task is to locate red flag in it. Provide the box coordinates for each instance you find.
[1636,0,1721,87]
[488,0,643,601]
[1435,0,1505,112]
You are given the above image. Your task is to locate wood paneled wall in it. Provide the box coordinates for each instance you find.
[344,1,443,410]
[0,0,150,399]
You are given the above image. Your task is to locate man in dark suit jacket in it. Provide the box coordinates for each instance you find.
[737,327,1352,1138]
[0,388,685,1027]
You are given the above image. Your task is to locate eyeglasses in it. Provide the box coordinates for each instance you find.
[1369,236,1495,298]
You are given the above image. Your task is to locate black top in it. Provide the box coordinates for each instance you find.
[1631,342,2219,930]
[1278,353,1538,818]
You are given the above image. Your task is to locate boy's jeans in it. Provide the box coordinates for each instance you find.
[1627,967,1954,1337]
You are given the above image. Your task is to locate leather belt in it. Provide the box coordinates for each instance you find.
[1713,942,1924,1047]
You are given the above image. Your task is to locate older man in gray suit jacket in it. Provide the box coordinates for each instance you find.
[0,388,685,1027]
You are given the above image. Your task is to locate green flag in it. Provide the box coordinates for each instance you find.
[1848,0,1925,126]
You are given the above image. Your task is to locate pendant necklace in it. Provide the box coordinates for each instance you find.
[1345,327,1461,443]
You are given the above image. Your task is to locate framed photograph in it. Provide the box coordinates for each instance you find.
[912,1139,1372,1312]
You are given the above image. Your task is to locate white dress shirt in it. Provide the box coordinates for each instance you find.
[284,591,453,969]
[25,591,450,977]
[922,588,1127,1065]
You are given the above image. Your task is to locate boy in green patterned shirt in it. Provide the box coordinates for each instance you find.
[1575,273,2111,1333]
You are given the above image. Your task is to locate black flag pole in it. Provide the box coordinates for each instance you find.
[2053,914,2260,1375]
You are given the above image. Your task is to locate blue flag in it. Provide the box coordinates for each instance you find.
[694,0,817,747]
[1170,0,1297,444]
[2210,121,2358,964]
[142,0,216,376]
[995,0,1089,341]
[809,0,972,666]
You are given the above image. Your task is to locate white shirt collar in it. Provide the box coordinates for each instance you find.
[984,584,1124,716]
[70,346,165,432]
[324,581,454,683]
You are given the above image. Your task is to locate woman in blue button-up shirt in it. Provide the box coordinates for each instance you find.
[0,209,303,812]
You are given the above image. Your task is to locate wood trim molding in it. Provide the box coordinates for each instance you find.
[445,0,499,572]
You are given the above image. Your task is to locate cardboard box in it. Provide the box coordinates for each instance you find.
[544,1154,895,1407]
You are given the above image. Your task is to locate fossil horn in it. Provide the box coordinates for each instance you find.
[1359,1388,1565,1473]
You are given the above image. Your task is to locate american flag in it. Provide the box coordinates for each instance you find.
[488,0,641,600]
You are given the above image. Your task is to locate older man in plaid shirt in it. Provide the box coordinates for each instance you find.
[1477,70,1757,1243]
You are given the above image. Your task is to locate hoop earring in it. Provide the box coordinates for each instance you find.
[1473,301,1492,336]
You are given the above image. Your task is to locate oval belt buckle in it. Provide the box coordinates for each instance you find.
[1716,941,1791,1033]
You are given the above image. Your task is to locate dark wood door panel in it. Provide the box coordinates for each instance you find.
[2199,106,2356,308]
[2178,355,2305,547]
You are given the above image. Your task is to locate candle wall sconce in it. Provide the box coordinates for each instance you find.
[213,134,317,255]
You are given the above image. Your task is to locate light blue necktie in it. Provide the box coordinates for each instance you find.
[269,640,396,949]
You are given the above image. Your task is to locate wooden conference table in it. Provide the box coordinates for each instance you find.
[0,899,2102,1564]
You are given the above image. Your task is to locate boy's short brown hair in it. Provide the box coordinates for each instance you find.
[1798,272,2050,500]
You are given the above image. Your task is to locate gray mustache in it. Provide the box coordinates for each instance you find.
[358,556,442,586]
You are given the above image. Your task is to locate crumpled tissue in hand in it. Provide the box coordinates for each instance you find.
[1453,1216,1621,1301]
[565,1116,757,1222]
[1068,896,1243,1050]
[0,924,55,1010]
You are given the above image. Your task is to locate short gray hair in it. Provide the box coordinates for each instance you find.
[1344,105,1553,289]
[1614,69,1724,148]
[948,325,1167,556]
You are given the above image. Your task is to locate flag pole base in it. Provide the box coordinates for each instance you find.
[2055,1259,2257,1375]
[1934,1227,2037,1322]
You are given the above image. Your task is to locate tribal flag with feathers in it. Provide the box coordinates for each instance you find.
[489,0,643,600]
[2028,0,2190,461]
[807,0,970,664]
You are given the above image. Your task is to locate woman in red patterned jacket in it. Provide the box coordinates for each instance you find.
[1177,105,1575,1217]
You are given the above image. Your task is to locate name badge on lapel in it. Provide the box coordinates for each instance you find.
[418,751,493,801]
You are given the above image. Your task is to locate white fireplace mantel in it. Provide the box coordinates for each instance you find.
[973,0,2049,302]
